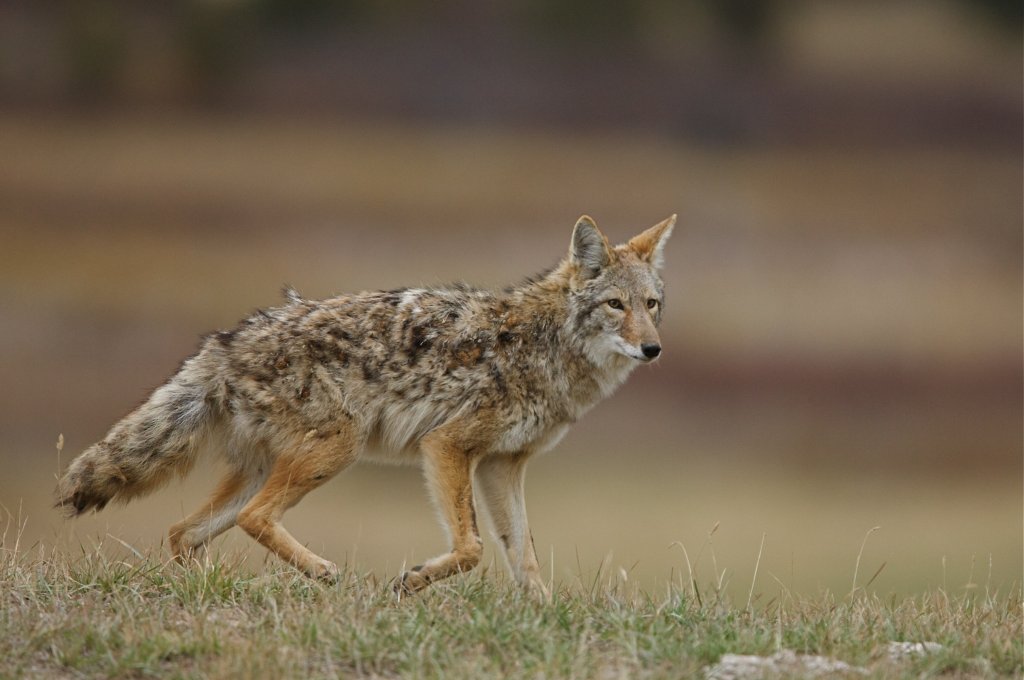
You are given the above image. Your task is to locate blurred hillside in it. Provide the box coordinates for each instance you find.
[1,1,1020,145]
[0,1,1020,595]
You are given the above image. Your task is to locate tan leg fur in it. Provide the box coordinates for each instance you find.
[169,468,262,560]
[396,425,484,596]
[475,454,549,598]
[235,428,359,580]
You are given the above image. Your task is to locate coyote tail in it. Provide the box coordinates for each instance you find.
[55,373,216,517]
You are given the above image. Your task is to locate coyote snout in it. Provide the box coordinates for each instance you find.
[56,213,676,596]
[641,343,662,359]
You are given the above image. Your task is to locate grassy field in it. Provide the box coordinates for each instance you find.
[1,539,1020,679]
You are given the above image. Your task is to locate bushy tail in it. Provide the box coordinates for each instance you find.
[55,376,217,517]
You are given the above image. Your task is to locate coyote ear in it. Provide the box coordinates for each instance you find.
[628,214,676,270]
[570,215,611,279]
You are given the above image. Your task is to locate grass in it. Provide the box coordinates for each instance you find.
[2,535,1020,679]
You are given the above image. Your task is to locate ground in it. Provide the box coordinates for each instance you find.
[2,547,1020,679]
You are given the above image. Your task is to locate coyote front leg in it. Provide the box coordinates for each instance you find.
[396,429,483,596]
[475,454,548,598]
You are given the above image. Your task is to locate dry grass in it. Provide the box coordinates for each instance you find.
[1,529,1020,679]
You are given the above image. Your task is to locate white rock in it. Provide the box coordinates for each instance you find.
[705,649,868,679]
[886,641,943,662]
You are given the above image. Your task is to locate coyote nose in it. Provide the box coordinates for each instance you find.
[641,343,661,359]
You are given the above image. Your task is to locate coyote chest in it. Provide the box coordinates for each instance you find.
[496,421,570,456]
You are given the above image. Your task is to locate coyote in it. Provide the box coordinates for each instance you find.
[56,215,675,596]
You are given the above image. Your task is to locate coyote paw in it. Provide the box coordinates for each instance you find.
[526,578,552,602]
[307,559,341,582]
[393,565,429,598]
[168,531,205,564]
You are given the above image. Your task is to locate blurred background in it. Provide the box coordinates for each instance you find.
[0,0,1020,599]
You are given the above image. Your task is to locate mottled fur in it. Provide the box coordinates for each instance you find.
[55,215,675,596]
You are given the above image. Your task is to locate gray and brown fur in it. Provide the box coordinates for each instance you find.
[55,215,675,596]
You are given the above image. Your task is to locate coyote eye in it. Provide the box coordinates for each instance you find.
[646,298,658,309]
[606,299,624,310]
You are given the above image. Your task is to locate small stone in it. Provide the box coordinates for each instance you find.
[886,641,943,662]
[705,649,868,679]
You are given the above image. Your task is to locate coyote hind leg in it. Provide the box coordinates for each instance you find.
[168,466,268,562]
[236,429,358,580]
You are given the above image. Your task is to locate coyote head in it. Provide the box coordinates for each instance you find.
[566,214,675,366]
